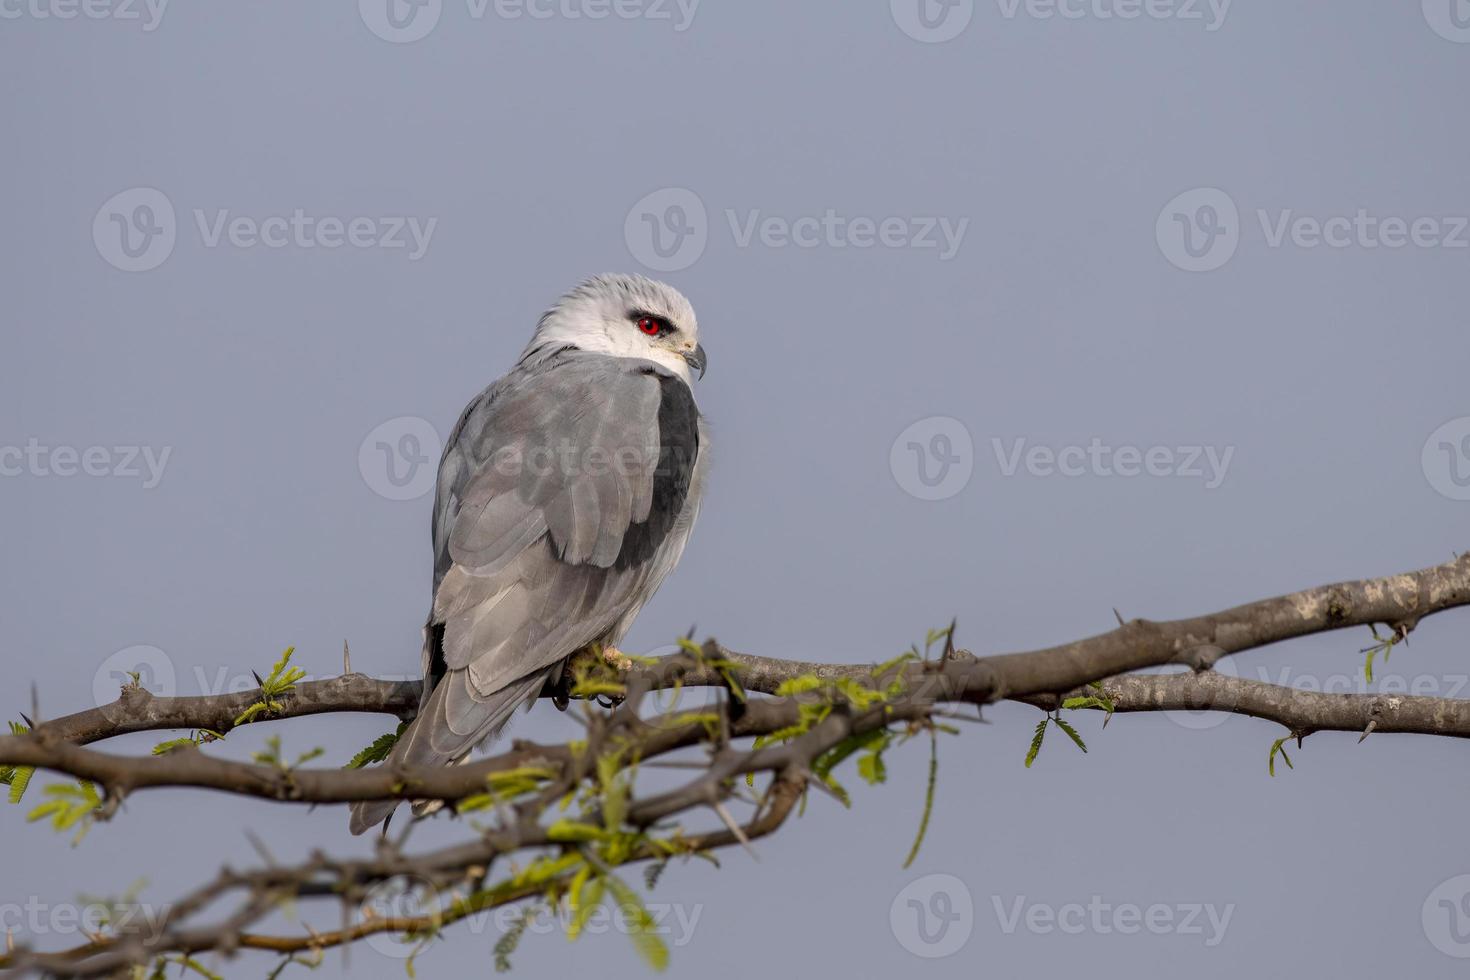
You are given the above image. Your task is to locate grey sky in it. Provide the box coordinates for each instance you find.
[4,2,1470,976]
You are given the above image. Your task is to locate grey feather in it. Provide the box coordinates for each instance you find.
[349,341,706,836]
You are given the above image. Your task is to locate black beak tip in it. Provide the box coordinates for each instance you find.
[685,344,708,380]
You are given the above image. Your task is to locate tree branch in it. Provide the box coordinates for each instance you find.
[3,552,1468,976]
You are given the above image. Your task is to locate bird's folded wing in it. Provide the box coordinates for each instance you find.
[428,352,699,713]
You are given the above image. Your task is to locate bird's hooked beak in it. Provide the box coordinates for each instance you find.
[682,343,707,380]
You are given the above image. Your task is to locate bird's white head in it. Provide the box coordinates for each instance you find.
[522,274,706,385]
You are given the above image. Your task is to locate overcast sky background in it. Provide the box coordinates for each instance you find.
[4,1,1470,976]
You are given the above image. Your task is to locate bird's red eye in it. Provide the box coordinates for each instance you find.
[637,316,663,336]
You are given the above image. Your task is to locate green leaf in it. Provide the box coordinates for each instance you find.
[856,752,887,785]
[151,738,197,756]
[7,764,35,804]
[232,646,306,727]
[644,859,669,892]
[547,820,611,844]
[1268,737,1295,777]
[494,907,534,973]
[345,723,407,769]
[1053,716,1088,754]
[1023,717,1048,769]
[902,731,938,869]
[604,874,669,971]
[566,875,606,941]
[27,781,102,843]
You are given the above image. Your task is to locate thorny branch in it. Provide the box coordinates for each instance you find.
[1,552,1467,976]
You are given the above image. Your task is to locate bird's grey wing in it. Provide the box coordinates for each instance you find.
[412,351,700,761]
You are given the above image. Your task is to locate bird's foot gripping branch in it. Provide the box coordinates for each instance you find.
[1,553,1468,976]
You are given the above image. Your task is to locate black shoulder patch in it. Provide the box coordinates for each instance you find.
[616,374,700,570]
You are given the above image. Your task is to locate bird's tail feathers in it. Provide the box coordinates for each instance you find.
[347,669,550,836]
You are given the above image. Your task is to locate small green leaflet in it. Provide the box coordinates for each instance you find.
[1268,737,1295,777]
[1024,717,1049,768]
[345,722,407,769]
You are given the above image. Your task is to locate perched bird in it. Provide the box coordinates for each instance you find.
[350,274,708,835]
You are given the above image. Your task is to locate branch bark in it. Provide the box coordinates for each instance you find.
[2,552,1468,976]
